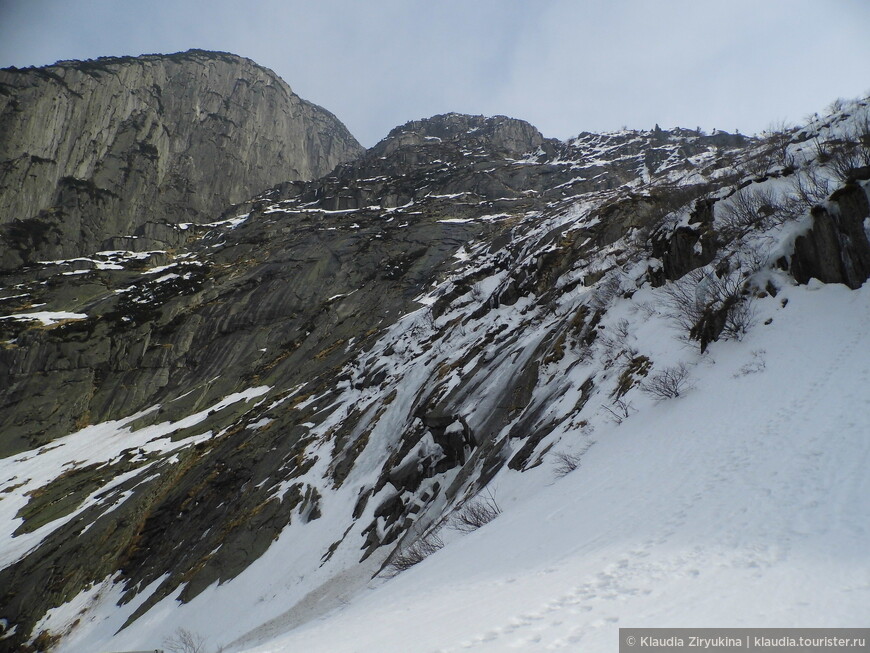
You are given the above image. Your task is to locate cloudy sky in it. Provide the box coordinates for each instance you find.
[1,0,869,147]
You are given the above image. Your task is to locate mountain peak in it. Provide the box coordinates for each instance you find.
[373,112,545,157]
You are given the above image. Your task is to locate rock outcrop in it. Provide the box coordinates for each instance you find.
[0,50,364,268]
[790,180,870,289]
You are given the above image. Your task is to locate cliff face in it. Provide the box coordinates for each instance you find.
[0,50,364,268]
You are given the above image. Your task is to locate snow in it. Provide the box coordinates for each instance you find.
[0,311,87,325]
[241,283,870,653]
[0,387,271,570]
[45,272,870,653]
[204,213,251,228]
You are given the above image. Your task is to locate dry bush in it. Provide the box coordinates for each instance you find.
[717,185,787,241]
[764,120,797,168]
[590,273,624,310]
[163,629,208,653]
[741,150,776,178]
[641,363,694,399]
[827,97,848,114]
[598,318,636,368]
[807,116,870,184]
[634,300,658,319]
[451,489,502,533]
[788,166,833,210]
[662,269,756,349]
[552,451,582,477]
[812,136,832,164]
[552,439,595,477]
[601,397,634,424]
[661,269,706,335]
[740,123,796,177]
[389,531,445,572]
[826,137,870,183]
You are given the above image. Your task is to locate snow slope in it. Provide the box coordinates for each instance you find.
[47,273,869,653]
[242,281,870,652]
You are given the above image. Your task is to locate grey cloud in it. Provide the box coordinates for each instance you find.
[1,0,869,146]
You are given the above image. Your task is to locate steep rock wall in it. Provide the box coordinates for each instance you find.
[0,50,364,267]
[790,179,870,289]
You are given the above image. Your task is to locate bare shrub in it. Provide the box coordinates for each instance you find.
[601,397,633,424]
[641,363,694,399]
[741,150,774,178]
[717,292,756,344]
[717,185,785,240]
[662,268,756,350]
[613,318,631,341]
[591,272,623,310]
[163,629,208,653]
[807,120,870,183]
[451,489,502,533]
[827,97,847,114]
[740,123,796,177]
[552,439,594,477]
[389,531,444,572]
[661,269,705,336]
[635,300,658,319]
[552,451,582,477]
[812,136,832,164]
[598,317,636,367]
[764,120,797,168]
[826,137,870,183]
[788,166,832,211]
[855,112,870,148]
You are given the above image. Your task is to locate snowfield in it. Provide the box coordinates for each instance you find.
[233,283,870,653]
[43,281,869,652]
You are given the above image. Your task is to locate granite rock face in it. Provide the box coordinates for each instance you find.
[0,50,363,268]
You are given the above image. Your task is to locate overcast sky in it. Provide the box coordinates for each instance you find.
[1,0,869,147]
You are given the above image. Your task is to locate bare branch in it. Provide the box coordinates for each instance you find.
[450,489,502,533]
[641,363,694,400]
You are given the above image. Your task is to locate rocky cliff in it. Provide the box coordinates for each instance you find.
[0,50,364,268]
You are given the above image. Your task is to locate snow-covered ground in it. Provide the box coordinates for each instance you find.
[42,278,870,653]
[232,282,870,652]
